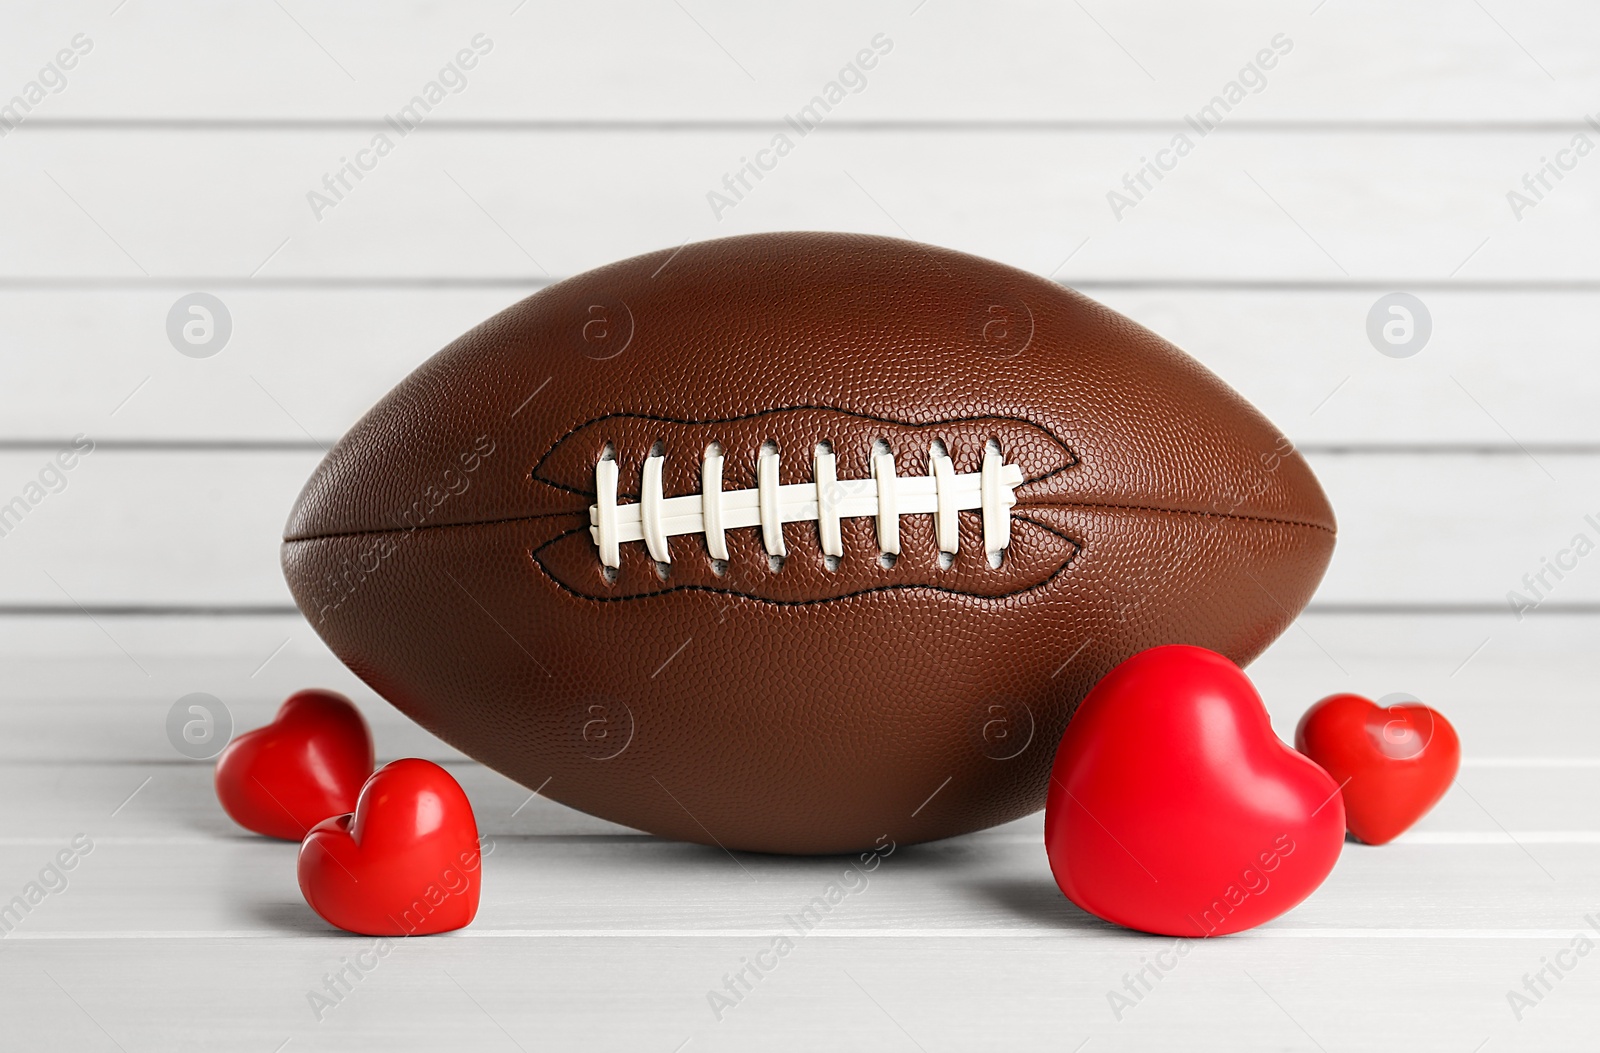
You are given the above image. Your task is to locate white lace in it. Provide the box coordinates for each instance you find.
[589,443,1023,568]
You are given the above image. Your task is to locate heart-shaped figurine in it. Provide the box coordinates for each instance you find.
[214,689,375,840]
[298,758,482,936]
[1295,693,1460,845]
[1045,645,1346,936]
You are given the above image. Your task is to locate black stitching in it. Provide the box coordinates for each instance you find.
[528,513,1083,606]
[1049,499,1336,535]
[283,507,577,545]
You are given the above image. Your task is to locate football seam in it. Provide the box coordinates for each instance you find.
[282,497,1334,545]
[281,492,1331,544]
[527,405,1082,499]
[1047,499,1335,535]
[527,512,1084,605]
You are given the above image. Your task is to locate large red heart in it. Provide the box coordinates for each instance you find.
[1045,645,1346,936]
[214,689,374,840]
[298,759,482,936]
[1295,693,1460,845]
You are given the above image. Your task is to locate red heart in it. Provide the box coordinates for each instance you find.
[1295,693,1460,845]
[214,689,374,840]
[1045,645,1345,936]
[298,759,482,936]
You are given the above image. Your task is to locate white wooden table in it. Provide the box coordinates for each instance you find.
[3,3,1598,1048]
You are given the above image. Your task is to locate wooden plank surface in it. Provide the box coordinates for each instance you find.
[4,2,1598,1049]
[2,611,1591,762]
[2,128,1594,282]
[5,286,1600,446]
[0,448,1591,607]
[1,612,1598,1052]
[4,0,1596,122]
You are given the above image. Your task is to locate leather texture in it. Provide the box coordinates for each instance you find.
[282,232,1336,854]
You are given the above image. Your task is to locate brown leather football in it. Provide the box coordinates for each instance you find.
[282,232,1335,854]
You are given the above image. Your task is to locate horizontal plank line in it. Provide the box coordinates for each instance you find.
[1302,602,1600,615]
[0,605,302,617]
[0,277,553,291]
[972,832,1600,846]
[0,831,1594,848]
[1399,831,1600,844]
[7,276,1600,293]
[1298,444,1600,456]
[14,118,1600,135]
[0,440,327,453]
[0,927,1586,941]
[0,602,1591,617]
[5,757,1591,770]
[1463,758,1600,768]
[5,439,1598,456]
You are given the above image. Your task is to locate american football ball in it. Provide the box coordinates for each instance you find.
[282,232,1335,854]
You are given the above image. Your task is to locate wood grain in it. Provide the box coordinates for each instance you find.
[3,2,1596,1048]
[5,1,1595,121]
[1,128,1592,282]
[3,287,1596,446]
[0,448,1591,607]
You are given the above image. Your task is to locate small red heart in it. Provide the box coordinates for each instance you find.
[1295,693,1460,845]
[1045,645,1346,936]
[298,759,482,936]
[214,689,375,840]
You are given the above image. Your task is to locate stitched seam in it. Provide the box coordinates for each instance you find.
[590,445,1024,567]
[530,406,1081,498]
[281,496,1333,545]
[529,512,1082,606]
[1045,499,1336,535]
[283,508,578,544]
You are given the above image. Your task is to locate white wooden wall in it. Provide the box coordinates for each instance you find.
[2,2,1598,1050]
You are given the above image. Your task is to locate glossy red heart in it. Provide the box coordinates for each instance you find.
[1295,693,1460,845]
[214,689,374,840]
[298,759,482,936]
[1045,645,1345,936]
